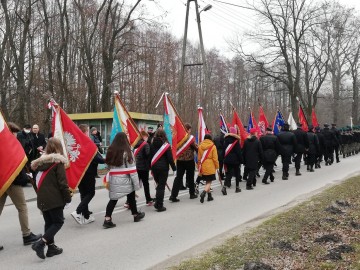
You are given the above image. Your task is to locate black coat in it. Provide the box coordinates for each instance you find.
[260,134,281,163]
[307,131,319,155]
[331,127,341,146]
[17,131,35,161]
[150,137,176,171]
[322,128,337,148]
[293,128,309,153]
[214,134,225,162]
[134,139,150,171]
[32,132,47,158]
[277,130,297,157]
[223,134,243,165]
[316,132,326,155]
[242,136,263,169]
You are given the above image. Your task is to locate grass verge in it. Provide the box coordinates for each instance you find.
[170,176,360,270]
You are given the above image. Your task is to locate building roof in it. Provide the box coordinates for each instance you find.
[68,111,163,122]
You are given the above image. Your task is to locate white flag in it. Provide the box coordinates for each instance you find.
[288,112,297,131]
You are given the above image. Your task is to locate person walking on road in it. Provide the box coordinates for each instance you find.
[0,122,42,248]
[150,129,176,212]
[243,128,263,190]
[315,126,325,168]
[331,123,341,163]
[170,123,198,202]
[322,123,337,166]
[103,132,145,228]
[306,125,320,172]
[198,134,219,203]
[30,138,72,259]
[293,123,309,176]
[277,123,297,180]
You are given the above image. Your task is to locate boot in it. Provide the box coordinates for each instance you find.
[207,193,214,201]
[103,218,116,229]
[221,186,227,195]
[23,232,42,246]
[189,194,198,199]
[307,165,310,171]
[262,178,270,185]
[235,187,241,193]
[46,244,63,257]
[31,239,46,259]
[134,212,145,222]
[169,196,180,202]
[200,191,206,203]
[310,165,314,172]
[270,174,275,182]
[282,173,288,180]
[295,169,301,176]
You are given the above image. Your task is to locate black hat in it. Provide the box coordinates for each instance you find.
[331,123,336,126]
[24,124,31,129]
[324,123,329,127]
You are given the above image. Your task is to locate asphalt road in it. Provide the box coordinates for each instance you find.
[1,155,360,270]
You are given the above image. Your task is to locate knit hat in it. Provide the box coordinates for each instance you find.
[250,128,257,135]
[229,126,237,134]
[90,126,97,133]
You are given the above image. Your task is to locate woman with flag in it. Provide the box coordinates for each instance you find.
[198,134,219,203]
[150,129,176,212]
[102,132,145,228]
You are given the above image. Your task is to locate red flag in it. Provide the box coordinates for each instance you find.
[311,107,319,127]
[50,101,98,190]
[298,105,309,132]
[0,112,28,197]
[198,107,207,144]
[232,109,248,147]
[258,106,269,136]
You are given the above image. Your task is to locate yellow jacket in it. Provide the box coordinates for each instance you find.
[198,139,219,175]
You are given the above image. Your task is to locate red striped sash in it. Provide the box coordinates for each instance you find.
[134,141,147,157]
[224,140,238,157]
[35,164,57,190]
[151,143,170,167]
[198,145,214,174]
[176,135,195,158]
[103,167,137,185]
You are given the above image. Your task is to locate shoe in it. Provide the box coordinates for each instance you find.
[246,186,253,190]
[83,215,95,224]
[103,219,116,229]
[23,232,42,246]
[295,170,301,176]
[46,244,63,257]
[221,186,227,195]
[190,194,198,199]
[134,212,145,222]
[207,193,214,201]
[235,187,241,193]
[146,200,154,206]
[156,206,167,212]
[253,181,256,187]
[179,185,187,190]
[0,245,3,251]
[307,165,310,171]
[270,175,274,182]
[256,172,260,178]
[337,160,340,163]
[124,202,130,209]
[169,196,180,202]
[200,191,206,203]
[282,174,288,180]
[32,239,45,259]
[71,211,84,225]
[262,180,270,185]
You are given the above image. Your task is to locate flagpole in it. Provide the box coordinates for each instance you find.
[155,92,166,109]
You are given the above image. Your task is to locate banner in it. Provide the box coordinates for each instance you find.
[198,107,207,144]
[288,112,297,131]
[162,93,189,159]
[298,105,309,132]
[110,92,141,147]
[311,107,319,127]
[232,109,248,147]
[49,101,98,190]
[0,112,28,197]
[219,112,229,135]
[247,110,260,137]
[273,110,285,135]
[258,106,269,136]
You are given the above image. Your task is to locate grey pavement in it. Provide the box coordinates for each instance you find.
[1,156,360,270]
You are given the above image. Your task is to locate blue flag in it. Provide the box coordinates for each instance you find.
[273,110,285,135]
[247,113,254,133]
[219,113,228,134]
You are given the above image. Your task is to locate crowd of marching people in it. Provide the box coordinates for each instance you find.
[2,119,360,260]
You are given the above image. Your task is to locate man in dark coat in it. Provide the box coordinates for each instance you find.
[260,126,281,184]
[306,125,319,172]
[293,123,309,176]
[315,126,325,168]
[31,124,47,159]
[331,123,341,163]
[17,124,35,169]
[214,133,225,180]
[321,123,337,165]
[222,127,243,194]
[277,123,297,180]
[243,128,263,190]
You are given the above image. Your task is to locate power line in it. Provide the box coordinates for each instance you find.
[212,0,255,11]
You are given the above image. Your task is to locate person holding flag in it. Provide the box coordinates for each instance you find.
[170,123,198,202]
[277,123,297,180]
[150,129,176,212]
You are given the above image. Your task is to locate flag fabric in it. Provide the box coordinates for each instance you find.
[49,101,98,190]
[298,105,309,132]
[247,111,260,137]
[219,112,228,134]
[0,112,28,197]
[273,110,285,135]
[258,106,269,136]
[198,107,207,144]
[288,112,297,131]
[110,92,141,147]
[311,107,319,127]
[162,93,189,159]
[232,109,248,147]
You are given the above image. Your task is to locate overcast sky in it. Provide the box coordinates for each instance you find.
[142,0,360,57]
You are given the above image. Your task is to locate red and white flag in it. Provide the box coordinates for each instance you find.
[232,108,248,147]
[49,100,98,190]
[258,106,269,136]
[0,112,28,197]
[197,106,207,144]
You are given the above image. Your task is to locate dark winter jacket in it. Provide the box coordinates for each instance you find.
[277,130,297,157]
[31,154,72,212]
[322,127,337,148]
[316,131,326,155]
[331,127,341,146]
[223,133,243,165]
[150,137,176,171]
[32,132,47,158]
[134,139,151,171]
[242,135,263,170]
[214,133,225,162]
[260,133,281,163]
[12,168,29,186]
[307,131,319,155]
[83,150,105,181]
[293,128,309,153]
[17,131,35,161]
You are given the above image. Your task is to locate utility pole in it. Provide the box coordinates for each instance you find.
[178,0,211,115]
